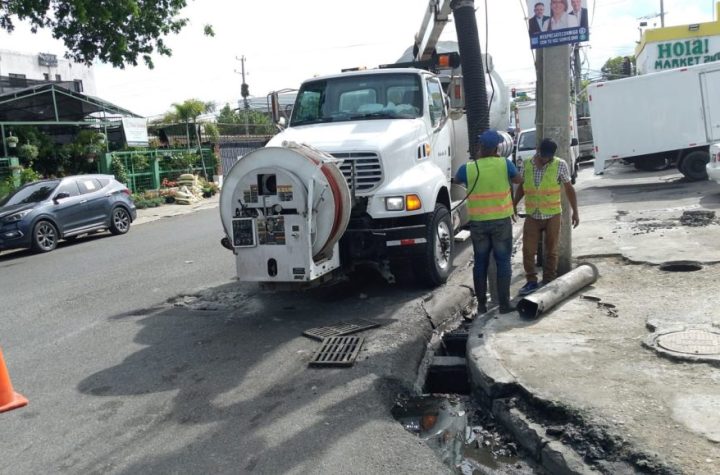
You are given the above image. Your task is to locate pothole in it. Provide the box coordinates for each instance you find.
[658,261,703,272]
[644,325,720,365]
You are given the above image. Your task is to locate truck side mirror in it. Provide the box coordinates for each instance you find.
[571,138,579,147]
[270,92,281,125]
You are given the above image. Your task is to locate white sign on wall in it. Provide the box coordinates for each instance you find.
[526,0,589,49]
[637,36,720,74]
[121,118,149,147]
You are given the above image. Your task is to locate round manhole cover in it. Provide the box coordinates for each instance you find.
[657,329,720,355]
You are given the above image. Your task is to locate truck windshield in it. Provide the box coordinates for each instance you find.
[290,73,423,126]
[517,130,537,152]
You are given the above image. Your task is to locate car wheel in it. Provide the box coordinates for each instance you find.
[414,204,453,287]
[31,220,58,253]
[680,151,709,181]
[110,207,131,235]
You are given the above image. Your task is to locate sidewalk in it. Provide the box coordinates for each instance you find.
[467,164,720,474]
[133,194,220,226]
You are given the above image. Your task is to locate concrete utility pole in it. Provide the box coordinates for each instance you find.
[236,55,250,136]
[660,0,665,27]
[539,44,572,275]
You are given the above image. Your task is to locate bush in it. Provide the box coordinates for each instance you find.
[111,155,129,185]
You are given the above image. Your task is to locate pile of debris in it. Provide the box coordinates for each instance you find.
[173,174,204,205]
[679,209,716,227]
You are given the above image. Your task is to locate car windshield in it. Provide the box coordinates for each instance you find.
[517,130,537,151]
[290,73,423,126]
[0,180,60,207]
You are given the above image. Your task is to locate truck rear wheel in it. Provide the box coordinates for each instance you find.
[680,151,709,181]
[414,204,453,287]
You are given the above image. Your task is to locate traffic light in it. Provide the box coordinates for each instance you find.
[511,87,516,98]
[241,83,250,98]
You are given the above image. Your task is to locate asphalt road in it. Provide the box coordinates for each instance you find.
[0,208,457,474]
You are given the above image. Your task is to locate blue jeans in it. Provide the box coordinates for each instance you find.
[469,217,513,307]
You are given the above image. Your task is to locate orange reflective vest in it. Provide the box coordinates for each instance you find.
[524,158,562,216]
[465,157,513,221]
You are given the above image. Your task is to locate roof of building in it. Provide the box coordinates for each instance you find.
[0,83,140,123]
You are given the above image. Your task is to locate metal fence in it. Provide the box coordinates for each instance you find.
[99,148,217,193]
[218,136,273,175]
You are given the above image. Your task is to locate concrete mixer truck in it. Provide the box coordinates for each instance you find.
[219,1,510,288]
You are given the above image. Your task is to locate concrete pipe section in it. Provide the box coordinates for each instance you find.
[517,263,600,319]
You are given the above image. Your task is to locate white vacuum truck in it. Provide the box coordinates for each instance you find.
[219,57,510,288]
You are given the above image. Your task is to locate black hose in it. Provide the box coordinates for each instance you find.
[452,0,489,158]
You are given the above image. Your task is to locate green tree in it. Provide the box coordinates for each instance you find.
[216,103,274,135]
[601,55,636,80]
[0,1,212,68]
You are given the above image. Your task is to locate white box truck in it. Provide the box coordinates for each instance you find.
[589,61,720,180]
[514,101,536,133]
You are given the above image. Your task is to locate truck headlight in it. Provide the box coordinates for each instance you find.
[385,196,404,211]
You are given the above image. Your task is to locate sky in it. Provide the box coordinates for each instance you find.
[0,0,716,118]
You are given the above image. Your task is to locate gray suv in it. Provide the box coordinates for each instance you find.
[0,174,136,253]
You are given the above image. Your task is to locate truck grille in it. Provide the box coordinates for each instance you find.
[330,152,383,193]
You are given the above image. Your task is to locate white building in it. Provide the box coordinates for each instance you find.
[0,49,96,95]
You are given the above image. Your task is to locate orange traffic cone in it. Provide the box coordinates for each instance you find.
[0,347,28,413]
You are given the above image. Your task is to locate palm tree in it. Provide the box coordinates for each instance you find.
[170,99,216,177]
[171,99,216,149]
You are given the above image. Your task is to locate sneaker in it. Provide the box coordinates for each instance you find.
[518,282,540,296]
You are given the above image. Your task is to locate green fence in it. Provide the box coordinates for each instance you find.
[100,148,216,193]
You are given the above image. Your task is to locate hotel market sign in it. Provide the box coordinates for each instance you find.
[645,38,720,72]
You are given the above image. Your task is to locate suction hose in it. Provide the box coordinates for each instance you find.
[452,0,489,158]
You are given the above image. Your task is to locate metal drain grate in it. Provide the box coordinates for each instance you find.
[303,319,379,340]
[309,336,364,367]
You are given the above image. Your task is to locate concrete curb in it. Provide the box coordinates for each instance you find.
[133,194,219,226]
[492,399,600,475]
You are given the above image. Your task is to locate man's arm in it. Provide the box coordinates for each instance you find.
[514,183,525,210]
[564,182,579,227]
[506,158,524,185]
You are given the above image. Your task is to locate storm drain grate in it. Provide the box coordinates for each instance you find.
[303,319,379,341]
[309,336,364,367]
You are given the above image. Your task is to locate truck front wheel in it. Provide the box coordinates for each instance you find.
[680,151,709,181]
[414,204,453,287]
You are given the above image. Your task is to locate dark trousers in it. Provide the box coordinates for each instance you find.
[469,217,513,307]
